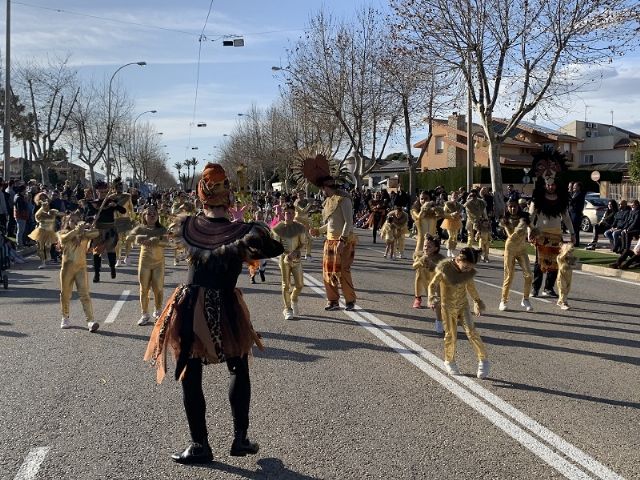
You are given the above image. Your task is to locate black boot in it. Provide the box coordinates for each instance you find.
[171,442,213,464]
[259,270,266,282]
[93,254,101,283]
[107,252,117,279]
[230,431,259,457]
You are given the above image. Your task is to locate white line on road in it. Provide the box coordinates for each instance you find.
[301,271,624,480]
[13,447,50,480]
[105,290,130,324]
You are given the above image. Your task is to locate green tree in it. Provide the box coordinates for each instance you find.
[629,147,640,184]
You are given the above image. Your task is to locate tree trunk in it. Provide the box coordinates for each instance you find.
[402,97,414,201]
[488,141,505,216]
[88,164,96,192]
[39,163,47,185]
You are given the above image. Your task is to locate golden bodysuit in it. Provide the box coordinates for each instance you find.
[29,207,60,262]
[413,251,445,308]
[271,221,307,311]
[294,198,313,257]
[58,225,100,322]
[411,202,440,256]
[171,201,195,265]
[114,193,135,260]
[464,197,488,247]
[441,201,463,251]
[387,210,409,255]
[428,259,488,363]
[129,225,168,315]
[500,216,532,302]
[556,244,576,307]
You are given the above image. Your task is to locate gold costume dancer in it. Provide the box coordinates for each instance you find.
[171,195,195,265]
[294,191,314,259]
[386,205,409,258]
[556,243,575,310]
[58,212,100,332]
[499,200,533,312]
[380,216,398,259]
[113,179,135,266]
[464,191,488,247]
[475,218,492,263]
[29,193,62,269]
[412,235,445,333]
[271,204,307,320]
[441,192,463,257]
[411,191,440,256]
[428,248,489,379]
[129,205,168,326]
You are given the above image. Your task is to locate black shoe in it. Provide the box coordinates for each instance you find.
[345,302,356,311]
[171,442,213,464]
[93,272,100,283]
[250,275,256,284]
[259,271,266,282]
[230,436,259,457]
[585,244,595,250]
[110,269,116,279]
[542,289,558,298]
[531,290,539,298]
[324,302,340,311]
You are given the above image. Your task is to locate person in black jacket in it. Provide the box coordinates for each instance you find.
[604,200,630,253]
[586,200,618,250]
[568,182,586,246]
[620,199,640,251]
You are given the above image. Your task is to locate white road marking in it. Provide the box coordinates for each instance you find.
[302,271,625,480]
[13,447,50,480]
[105,290,130,324]
[573,269,640,286]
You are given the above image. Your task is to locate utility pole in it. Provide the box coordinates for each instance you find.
[3,0,11,180]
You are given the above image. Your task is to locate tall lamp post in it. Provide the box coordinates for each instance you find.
[107,61,146,183]
[3,0,11,180]
[133,109,157,127]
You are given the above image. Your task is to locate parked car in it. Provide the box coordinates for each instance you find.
[581,195,609,232]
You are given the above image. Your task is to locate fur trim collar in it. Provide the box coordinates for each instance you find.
[272,221,306,238]
[436,258,477,285]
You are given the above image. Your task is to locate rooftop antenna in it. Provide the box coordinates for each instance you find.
[610,110,614,125]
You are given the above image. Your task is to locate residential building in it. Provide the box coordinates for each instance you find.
[560,120,640,171]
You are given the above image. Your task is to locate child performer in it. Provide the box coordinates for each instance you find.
[271,204,307,319]
[556,243,576,310]
[475,218,492,263]
[380,216,397,260]
[129,205,169,326]
[412,234,445,332]
[58,212,100,332]
[441,191,464,257]
[29,193,62,269]
[428,247,490,379]
[294,191,314,259]
[248,210,270,283]
[229,200,248,223]
[387,204,409,259]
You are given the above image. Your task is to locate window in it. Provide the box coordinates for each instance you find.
[583,154,594,165]
[435,136,445,154]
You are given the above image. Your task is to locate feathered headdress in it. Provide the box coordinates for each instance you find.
[293,153,355,189]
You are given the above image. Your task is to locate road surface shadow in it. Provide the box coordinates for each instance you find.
[261,330,404,355]
[254,346,325,363]
[574,297,640,311]
[492,379,640,410]
[195,457,320,479]
[0,329,28,338]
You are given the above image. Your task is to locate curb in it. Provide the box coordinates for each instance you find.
[488,248,640,284]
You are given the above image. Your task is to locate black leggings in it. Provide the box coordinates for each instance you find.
[181,356,251,444]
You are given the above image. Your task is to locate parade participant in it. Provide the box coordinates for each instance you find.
[129,205,168,326]
[28,193,62,269]
[247,210,270,284]
[272,203,307,320]
[368,192,386,243]
[556,242,576,310]
[441,191,464,257]
[528,149,575,298]
[229,200,248,223]
[428,247,489,379]
[464,190,488,247]
[170,194,196,266]
[86,181,127,283]
[380,215,398,260]
[294,190,314,259]
[144,163,283,463]
[411,191,440,258]
[499,199,533,312]
[386,204,409,258]
[270,195,288,228]
[112,178,135,267]
[305,154,357,311]
[475,218,492,263]
[58,211,100,332]
[412,234,445,332]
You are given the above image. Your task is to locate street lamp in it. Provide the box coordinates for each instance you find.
[133,109,157,125]
[107,61,146,182]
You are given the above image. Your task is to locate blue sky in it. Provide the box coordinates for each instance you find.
[5,0,640,177]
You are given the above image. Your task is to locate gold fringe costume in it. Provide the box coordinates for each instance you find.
[411,202,441,256]
[413,251,445,303]
[58,224,100,322]
[556,243,576,308]
[170,200,196,265]
[386,210,409,256]
[464,197,488,247]
[114,193,135,261]
[474,219,492,262]
[29,207,61,262]
[129,225,169,316]
[500,216,533,303]
[428,259,488,363]
[294,198,313,257]
[441,200,463,251]
[271,221,307,312]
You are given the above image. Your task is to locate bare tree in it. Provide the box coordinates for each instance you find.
[391,0,640,214]
[280,7,399,186]
[14,58,79,184]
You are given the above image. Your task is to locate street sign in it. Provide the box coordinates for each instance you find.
[522,175,531,184]
[590,170,601,182]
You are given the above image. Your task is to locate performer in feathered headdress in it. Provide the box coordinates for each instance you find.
[305,154,358,311]
[528,148,575,300]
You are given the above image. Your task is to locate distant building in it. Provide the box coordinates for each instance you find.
[363,159,410,191]
[560,120,640,172]
[50,160,87,185]
[0,156,25,180]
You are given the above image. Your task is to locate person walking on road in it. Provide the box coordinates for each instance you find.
[144,163,283,464]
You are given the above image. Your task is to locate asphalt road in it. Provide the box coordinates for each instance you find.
[0,229,638,480]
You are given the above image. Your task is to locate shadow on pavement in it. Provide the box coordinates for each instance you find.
[194,457,320,479]
[0,329,28,338]
[492,379,640,410]
[262,329,404,355]
[97,330,151,342]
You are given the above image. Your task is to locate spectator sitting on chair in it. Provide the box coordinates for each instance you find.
[604,200,630,253]
[586,200,617,250]
[619,199,640,252]
[610,235,640,270]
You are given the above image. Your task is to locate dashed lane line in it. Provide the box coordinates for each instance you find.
[13,447,50,480]
[104,290,131,324]
[301,271,625,480]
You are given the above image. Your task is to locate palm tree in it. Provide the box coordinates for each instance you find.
[174,162,183,188]
[188,158,199,189]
